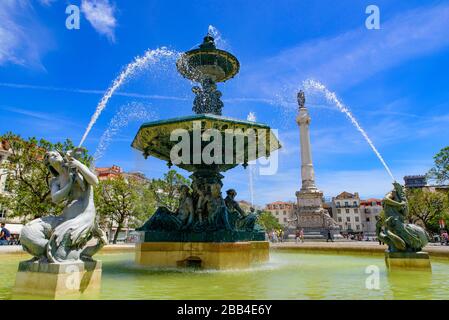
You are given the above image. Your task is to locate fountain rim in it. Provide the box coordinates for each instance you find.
[176,48,240,83]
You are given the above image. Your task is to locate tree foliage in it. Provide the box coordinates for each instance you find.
[0,132,90,221]
[407,188,449,233]
[147,169,191,211]
[257,211,282,231]
[428,146,449,185]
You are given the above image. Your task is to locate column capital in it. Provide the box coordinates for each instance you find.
[296,107,311,125]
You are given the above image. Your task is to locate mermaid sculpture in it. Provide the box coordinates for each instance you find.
[20,149,107,263]
[377,182,429,253]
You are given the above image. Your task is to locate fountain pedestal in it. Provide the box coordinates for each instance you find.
[385,251,431,271]
[13,260,102,299]
[136,241,269,269]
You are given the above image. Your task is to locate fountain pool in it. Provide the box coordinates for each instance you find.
[2,251,449,300]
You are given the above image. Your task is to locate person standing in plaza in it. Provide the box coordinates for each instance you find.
[300,228,305,243]
[326,228,333,242]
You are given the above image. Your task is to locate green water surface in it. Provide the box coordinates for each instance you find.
[1,251,448,300]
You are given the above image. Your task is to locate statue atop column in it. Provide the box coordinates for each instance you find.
[297,90,306,109]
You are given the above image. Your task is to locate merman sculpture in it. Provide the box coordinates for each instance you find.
[377,182,429,252]
[377,182,431,270]
[15,149,106,298]
[20,150,106,262]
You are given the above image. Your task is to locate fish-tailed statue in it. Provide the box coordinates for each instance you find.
[377,182,429,253]
[20,149,107,263]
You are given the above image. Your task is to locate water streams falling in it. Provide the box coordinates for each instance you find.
[78,47,178,147]
[247,112,257,206]
[93,102,157,164]
[208,25,228,49]
[303,79,396,182]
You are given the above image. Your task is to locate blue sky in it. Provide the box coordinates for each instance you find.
[1,0,449,205]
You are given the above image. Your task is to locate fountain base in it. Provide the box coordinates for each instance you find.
[141,230,266,242]
[135,241,269,269]
[13,260,102,299]
[385,251,431,271]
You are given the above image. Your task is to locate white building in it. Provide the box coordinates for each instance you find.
[0,140,23,235]
[0,141,11,220]
[332,192,383,235]
[360,198,383,236]
[332,192,363,233]
[265,201,297,228]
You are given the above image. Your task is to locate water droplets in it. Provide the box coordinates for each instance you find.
[303,79,396,182]
[79,47,179,147]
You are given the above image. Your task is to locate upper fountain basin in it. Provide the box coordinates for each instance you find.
[131,113,281,172]
[176,35,239,83]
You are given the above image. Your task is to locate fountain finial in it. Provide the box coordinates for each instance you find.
[297,90,306,109]
[200,34,216,50]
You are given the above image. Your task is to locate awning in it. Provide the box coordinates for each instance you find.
[5,224,23,235]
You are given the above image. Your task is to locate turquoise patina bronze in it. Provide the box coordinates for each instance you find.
[377,182,429,253]
[133,33,280,242]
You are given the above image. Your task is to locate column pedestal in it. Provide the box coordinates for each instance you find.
[385,251,431,271]
[13,260,102,299]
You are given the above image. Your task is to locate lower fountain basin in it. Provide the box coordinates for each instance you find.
[2,250,449,300]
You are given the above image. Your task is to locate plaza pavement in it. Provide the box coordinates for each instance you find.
[271,241,449,259]
[2,242,449,259]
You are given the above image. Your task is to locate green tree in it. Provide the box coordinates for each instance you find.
[257,211,282,231]
[95,175,156,244]
[428,146,449,185]
[407,188,449,233]
[0,132,90,221]
[148,169,191,211]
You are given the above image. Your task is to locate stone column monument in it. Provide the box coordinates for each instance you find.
[294,91,339,239]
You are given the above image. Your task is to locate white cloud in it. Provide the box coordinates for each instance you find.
[37,0,56,6]
[81,0,117,42]
[0,0,52,68]
[241,3,449,96]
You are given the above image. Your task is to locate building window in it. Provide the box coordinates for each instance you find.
[355,216,359,222]
[356,225,360,230]
[354,209,358,213]
[366,217,370,222]
[346,217,350,222]
[353,201,357,206]
[275,211,279,215]
[283,210,286,215]
[337,209,341,214]
[345,209,349,214]
[338,217,342,222]
[284,218,287,222]
[344,201,349,206]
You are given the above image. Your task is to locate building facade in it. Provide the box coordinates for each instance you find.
[332,192,382,235]
[360,198,383,235]
[265,201,298,228]
[332,192,363,233]
[0,140,11,220]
